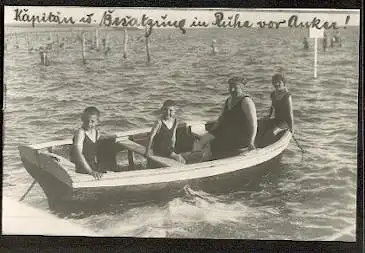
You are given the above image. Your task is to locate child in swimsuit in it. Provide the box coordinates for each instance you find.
[265,73,294,137]
[71,107,103,180]
[145,100,186,164]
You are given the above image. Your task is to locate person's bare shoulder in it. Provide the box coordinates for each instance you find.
[74,128,86,144]
[241,96,255,107]
[150,119,162,133]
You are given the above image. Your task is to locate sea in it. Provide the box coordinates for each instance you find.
[3,25,360,241]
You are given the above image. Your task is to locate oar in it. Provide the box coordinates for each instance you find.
[290,130,305,153]
[19,180,37,202]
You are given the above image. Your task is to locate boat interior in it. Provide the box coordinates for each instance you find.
[25,119,285,174]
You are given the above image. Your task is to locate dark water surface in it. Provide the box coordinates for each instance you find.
[3,26,359,240]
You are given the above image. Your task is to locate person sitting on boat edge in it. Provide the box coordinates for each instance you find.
[71,107,104,180]
[145,100,186,164]
[261,73,294,144]
[195,76,258,157]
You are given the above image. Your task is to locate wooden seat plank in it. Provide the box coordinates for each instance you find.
[116,139,182,168]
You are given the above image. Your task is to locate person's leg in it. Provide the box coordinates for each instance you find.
[193,132,215,151]
[170,152,186,164]
[257,118,276,147]
[184,142,212,164]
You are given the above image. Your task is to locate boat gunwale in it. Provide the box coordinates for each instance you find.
[73,130,292,188]
[19,121,292,189]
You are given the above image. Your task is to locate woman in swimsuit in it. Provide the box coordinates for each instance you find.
[264,73,294,139]
[194,76,258,157]
[71,107,104,180]
[145,100,186,163]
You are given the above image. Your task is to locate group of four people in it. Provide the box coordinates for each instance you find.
[72,73,294,180]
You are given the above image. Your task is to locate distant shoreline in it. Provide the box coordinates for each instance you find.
[4,24,359,29]
[5,24,144,29]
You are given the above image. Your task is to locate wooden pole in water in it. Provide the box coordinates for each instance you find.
[40,47,49,66]
[25,33,29,49]
[91,30,95,48]
[45,49,49,65]
[104,32,109,49]
[96,28,100,49]
[123,28,128,59]
[314,37,318,78]
[145,27,151,62]
[81,32,86,64]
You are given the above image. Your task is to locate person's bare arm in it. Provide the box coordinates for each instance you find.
[145,120,161,156]
[210,101,226,132]
[268,93,274,118]
[268,105,274,118]
[171,120,178,149]
[241,97,257,150]
[286,95,294,133]
[73,129,101,180]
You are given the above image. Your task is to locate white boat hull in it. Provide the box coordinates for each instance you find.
[18,121,292,210]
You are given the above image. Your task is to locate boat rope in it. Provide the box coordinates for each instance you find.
[291,131,305,153]
[19,180,37,202]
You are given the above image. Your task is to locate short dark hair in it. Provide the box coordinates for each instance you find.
[82,106,100,121]
[272,73,286,85]
[228,76,247,86]
[161,100,176,109]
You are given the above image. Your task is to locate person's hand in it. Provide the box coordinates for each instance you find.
[90,170,103,180]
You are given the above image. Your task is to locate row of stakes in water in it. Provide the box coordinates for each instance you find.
[5,30,151,65]
[303,34,343,51]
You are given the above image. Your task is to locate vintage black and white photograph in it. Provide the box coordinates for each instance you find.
[2,7,360,240]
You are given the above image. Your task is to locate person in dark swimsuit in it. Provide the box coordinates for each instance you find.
[145,100,186,163]
[194,76,258,157]
[71,107,103,180]
[323,33,328,52]
[303,37,309,50]
[262,73,294,141]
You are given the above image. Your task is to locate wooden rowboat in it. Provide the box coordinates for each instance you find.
[18,120,292,210]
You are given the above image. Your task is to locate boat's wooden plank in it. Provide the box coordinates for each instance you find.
[38,152,74,187]
[30,140,73,150]
[114,128,151,141]
[27,123,201,150]
[18,145,40,166]
[72,149,266,188]
[116,139,146,155]
[116,139,183,168]
[28,128,151,150]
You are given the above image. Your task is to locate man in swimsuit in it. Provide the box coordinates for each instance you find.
[195,76,258,157]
